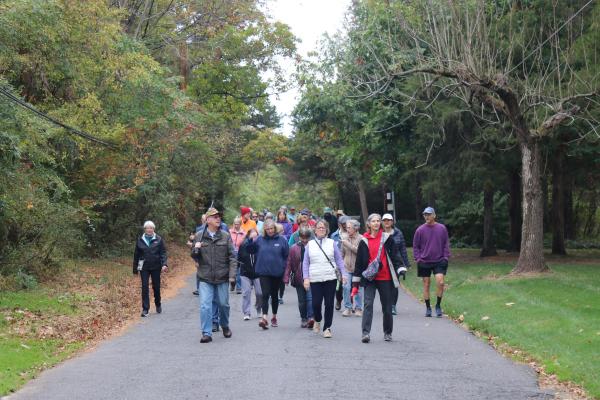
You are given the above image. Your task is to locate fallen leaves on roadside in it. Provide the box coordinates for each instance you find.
[481,316,490,321]
[457,314,465,323]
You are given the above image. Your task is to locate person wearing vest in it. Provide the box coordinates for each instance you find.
[302,219,347,338]
[353,213,403,343]
[283,227,315,329]
[238,228,262,320]
[133,220,168,318]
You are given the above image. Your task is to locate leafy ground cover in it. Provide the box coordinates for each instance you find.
[0,245,194,396]
[402,249,600,399]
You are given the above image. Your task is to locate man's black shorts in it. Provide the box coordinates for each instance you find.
[417,260,448,277]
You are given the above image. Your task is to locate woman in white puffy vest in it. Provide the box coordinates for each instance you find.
[302,219,347,338]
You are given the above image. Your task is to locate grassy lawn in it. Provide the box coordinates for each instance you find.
[0,258,137,396]
[0,245,191,396]
[0,289,84,395]
[402,249,600,399]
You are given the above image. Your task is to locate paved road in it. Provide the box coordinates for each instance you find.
[6,276,553,400]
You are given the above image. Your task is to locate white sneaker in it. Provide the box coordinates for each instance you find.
[342,309,352,317]
[354,309,363,317]
[313,321,320,333]
[323,328,332,338]
[243,315,250,320]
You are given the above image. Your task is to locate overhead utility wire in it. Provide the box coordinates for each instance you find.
[0,87,118,149]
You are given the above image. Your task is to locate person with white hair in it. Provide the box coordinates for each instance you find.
[133,220,168,317]
[340,218,364,317]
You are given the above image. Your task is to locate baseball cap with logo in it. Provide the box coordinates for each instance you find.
[382,213,394,221]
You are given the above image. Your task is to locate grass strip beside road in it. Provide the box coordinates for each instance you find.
[0,245,194,396]
[401,249,600,399]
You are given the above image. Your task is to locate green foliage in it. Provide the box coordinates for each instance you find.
[223,164,337,224]
[0,0,298,268]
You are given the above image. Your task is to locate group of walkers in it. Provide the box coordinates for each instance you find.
[132,205,450,345]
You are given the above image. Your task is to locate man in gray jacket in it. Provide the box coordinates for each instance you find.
[192,207,237,343]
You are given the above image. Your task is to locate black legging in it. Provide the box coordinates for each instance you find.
[140,269,161,311]
[279,280,285,299]
[310,279,337,330]
[259,276,281,315]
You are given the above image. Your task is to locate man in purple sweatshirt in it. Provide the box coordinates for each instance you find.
[413,207,450,318]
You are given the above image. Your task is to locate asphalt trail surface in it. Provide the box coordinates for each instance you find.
[6,276,553,400]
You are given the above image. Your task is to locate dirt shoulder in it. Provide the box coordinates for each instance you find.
[5,244,196,351]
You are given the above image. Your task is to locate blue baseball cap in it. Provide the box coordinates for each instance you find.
[422,207,435,215]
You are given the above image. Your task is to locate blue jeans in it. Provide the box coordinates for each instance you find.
[295,285,314,320]
[343,273,363,311]
[199,282,230,336]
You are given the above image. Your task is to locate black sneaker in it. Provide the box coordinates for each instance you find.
[361,334,370,343]
[200,335,212,343]
[141,310,149,317]
[156,305,162,314]
[384,333,392,342]
[335,300,341,311]
[435,305,443,318]
[391,305,397,315]
[212,323,220,332]
[192,290,199,296]
[425,307,432,317]
[222,327,232,338]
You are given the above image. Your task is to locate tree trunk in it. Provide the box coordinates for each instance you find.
[179,41,189,90]
[414,174,423,221]
[357,180,369,227]
[513,141,548,273]
[542,175,550,232]
[583,189,597,236]
[564,173,575,240]
[480,181,497,257]
[338,182,347,214]
[551,145,567,255]
[507,168,521,252]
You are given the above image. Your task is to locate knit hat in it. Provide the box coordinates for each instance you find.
[240,206,251,216]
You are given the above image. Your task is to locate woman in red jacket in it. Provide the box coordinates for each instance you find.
[353,213,402,343]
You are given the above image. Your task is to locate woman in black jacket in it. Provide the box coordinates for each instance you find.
[352,213,402,343]
[238,228,262,320]
[133,221,168,317]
